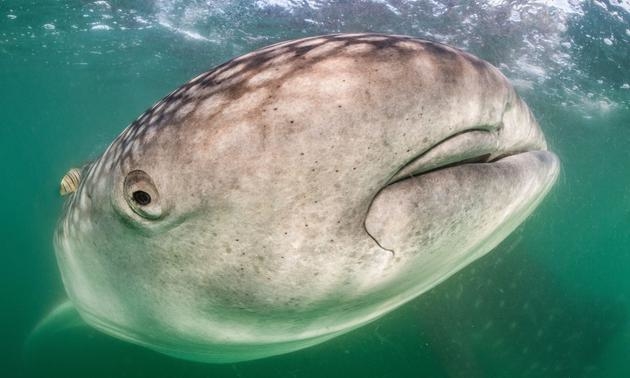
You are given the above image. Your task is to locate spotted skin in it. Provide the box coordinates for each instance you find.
[54,34,559,362]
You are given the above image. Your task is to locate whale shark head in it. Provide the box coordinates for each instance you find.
[54,34,559,362]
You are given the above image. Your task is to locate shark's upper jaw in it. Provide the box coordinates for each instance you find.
[386,124,549,186]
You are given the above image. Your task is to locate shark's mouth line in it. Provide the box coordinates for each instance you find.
[409,151,523,178]
[384,127,543,186]
[364,127,549,256]
[385,128,496,186]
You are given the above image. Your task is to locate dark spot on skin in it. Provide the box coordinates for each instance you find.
[305,224,308,227]
[235,239,240,242]
[290,120,294,123]
[300,152,304,155]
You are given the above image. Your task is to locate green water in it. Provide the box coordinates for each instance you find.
[1,1,629,377]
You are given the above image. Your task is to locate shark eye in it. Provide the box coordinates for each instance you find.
[124,170,162,219]
[132,190,151,205]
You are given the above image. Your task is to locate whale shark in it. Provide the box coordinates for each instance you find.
[41,33,559,363]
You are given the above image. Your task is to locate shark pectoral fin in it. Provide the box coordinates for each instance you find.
[24,300,86,358]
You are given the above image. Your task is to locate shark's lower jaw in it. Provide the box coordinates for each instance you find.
[366,148,560,257]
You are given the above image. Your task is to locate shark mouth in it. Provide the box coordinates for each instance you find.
[385,127,547,186]
[364,127,560,255]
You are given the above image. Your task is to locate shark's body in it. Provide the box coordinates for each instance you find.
[52,34,559,362]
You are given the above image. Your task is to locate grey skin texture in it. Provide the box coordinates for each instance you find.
[54,33,559,363]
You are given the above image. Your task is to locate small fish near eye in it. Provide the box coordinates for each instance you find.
[59,167,81,196]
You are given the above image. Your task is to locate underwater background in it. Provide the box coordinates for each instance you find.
[1,0,629,377]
